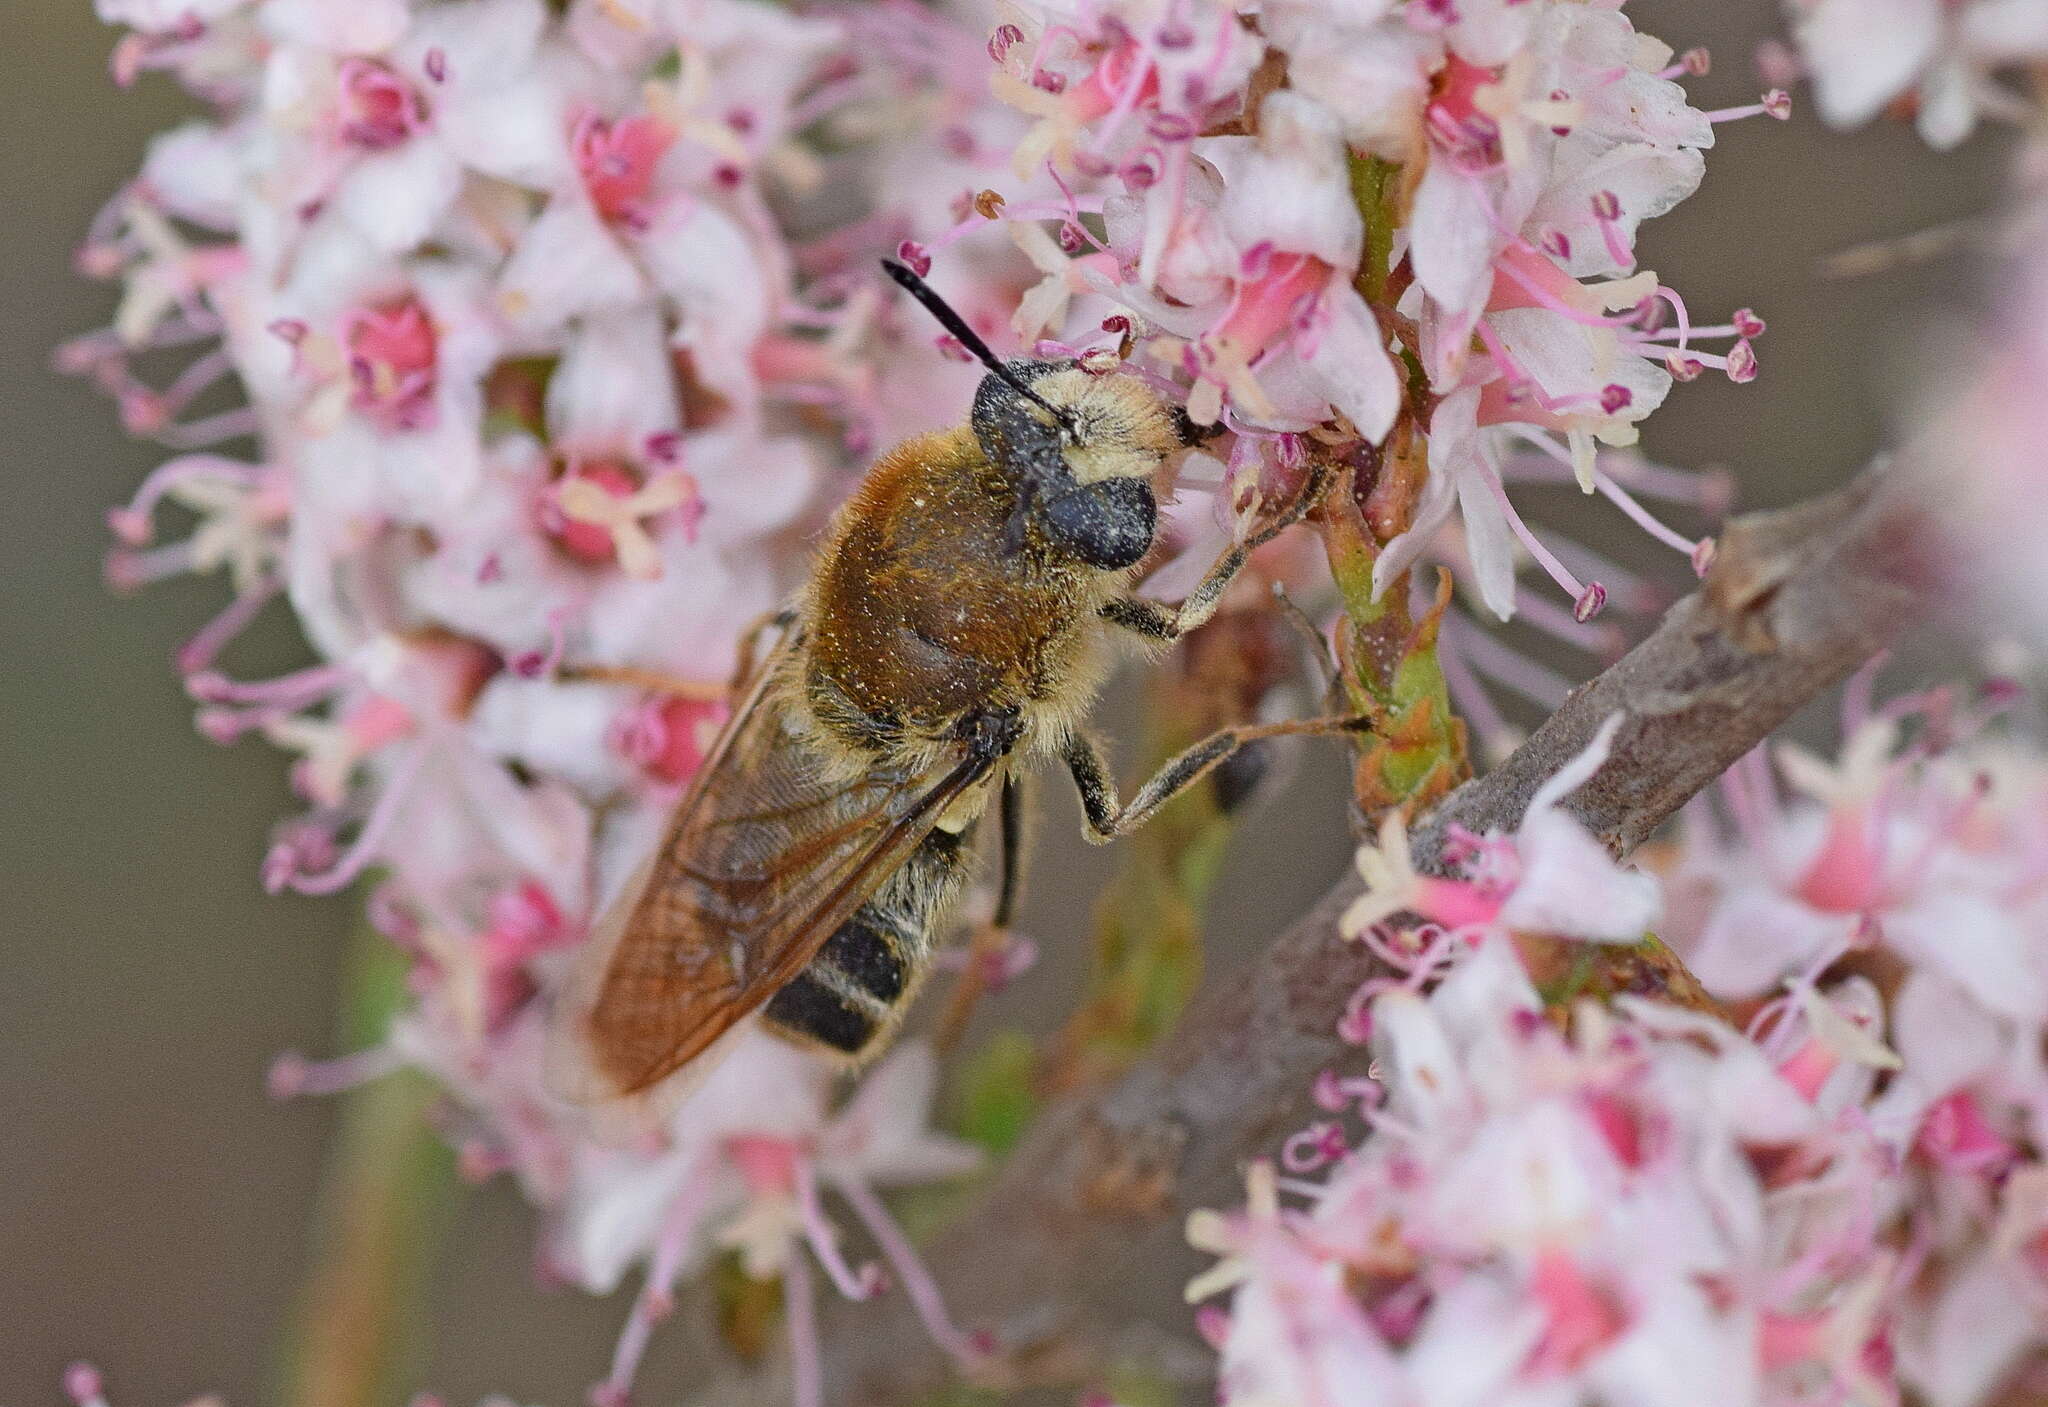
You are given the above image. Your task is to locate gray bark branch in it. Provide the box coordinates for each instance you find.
[692,464,1932,1406]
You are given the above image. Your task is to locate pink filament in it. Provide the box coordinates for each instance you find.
[835,1174,984,1366]
[283,744,428,896]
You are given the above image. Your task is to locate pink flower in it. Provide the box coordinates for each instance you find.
[1342,714,1660,946]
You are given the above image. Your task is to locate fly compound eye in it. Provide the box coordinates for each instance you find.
[1040,477,1156,570]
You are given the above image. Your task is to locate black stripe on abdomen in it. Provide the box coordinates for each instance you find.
[763,972,875,1054]
[814,915,907,1002]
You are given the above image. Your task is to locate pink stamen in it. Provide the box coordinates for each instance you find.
[1704,90,1791,123]
[1445,617,1575,708]
[785,1249,824,1407]
[511,607,570,679]
[1725,339,1759,383]
[1657,48,1711,80]
[1280,1121,1349,1173]
[1478,459,1590,601]
[110,453,264,544]
[176,577,282,675]
[275,744,428,896]
[835,1174,986,1367]
[795,1160,886,1301]
[267,1043,406,1098]
[1589,191,1634,267]
[598,1164,716,1406]
[153,406,261,450]
[1591,469,1707,560]
[1439,635,1518,760]
[186,661,348,708]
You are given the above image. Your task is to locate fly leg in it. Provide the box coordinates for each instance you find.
[1098,458,1334,644]
[935,770,1030,1052]
[1062,712,1372,843]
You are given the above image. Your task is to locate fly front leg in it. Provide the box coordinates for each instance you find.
[729,603,802,689]
[1061,710,1371,843]
[1099,458,1335,644]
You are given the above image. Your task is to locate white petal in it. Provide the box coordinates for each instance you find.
[1900,1248,2041,1407]
[1373,386,1475,600]
[1504,813,1662,941]
[261,0,412,53]
[1914,53,1978,149]
[1305,283,1401,442]
[498,192,646,330]
[1456,454,1520,622]
[1371,989,1468,1122]
[1797,0,1941,128]
[1407,1276,1544,1407]
[1410,161,1502,341]
[1684,883,1847,999]
[548,307,682,454]
[470,676,636,796]
[1204,92,1363,268]
[331,139,465,254]
[1888,887,2048,1022]
[141,121,244,230]
[399,0,543,83]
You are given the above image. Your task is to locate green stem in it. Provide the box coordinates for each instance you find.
[276,928,455,1407]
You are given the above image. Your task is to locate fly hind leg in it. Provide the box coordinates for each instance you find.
[1061,713,1371,843]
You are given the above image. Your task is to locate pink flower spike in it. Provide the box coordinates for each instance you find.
[1280,1121,1348,1174]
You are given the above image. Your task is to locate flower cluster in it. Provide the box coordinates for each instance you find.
[1783,0,2048,147]
[69,0,1021,1397]
[1670,683,2048,1404]
[66,0,1801,1400]
[940,0,1770,635]
[1193,695,2048,1407]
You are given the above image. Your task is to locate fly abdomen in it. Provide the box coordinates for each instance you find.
[761,822,969,1060]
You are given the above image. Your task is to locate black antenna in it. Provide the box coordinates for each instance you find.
[880,259,1069,427]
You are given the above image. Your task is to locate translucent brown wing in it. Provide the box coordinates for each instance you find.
[560,630,997,1101]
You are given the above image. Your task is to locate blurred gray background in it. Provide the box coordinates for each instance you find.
[1,3,2008,1405]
